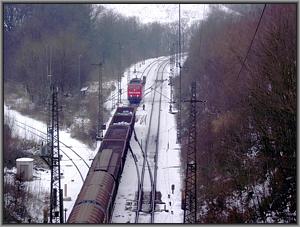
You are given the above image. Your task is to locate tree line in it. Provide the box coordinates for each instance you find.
[4,3,178,105]
[177,4,296,223]
[4,3,181,143]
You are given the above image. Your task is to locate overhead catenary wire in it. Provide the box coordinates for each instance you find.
[5,57,162,116]
[13,122,85,182]
[151,59,169,223]
[13,118,90,168]
[133,59,170,223]
[104,58,163,105]
[236,4,267,80]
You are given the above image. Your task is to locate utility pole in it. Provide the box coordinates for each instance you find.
[117,42,122,105]
[92,62,104,141]
[169,43,175,113]
[183,82,204,224]
[43,49,64,223]
[127,67,131,85]
[177,4,182,144]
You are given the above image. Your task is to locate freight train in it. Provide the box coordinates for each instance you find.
[67,107,136,223]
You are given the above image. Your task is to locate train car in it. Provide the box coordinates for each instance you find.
[114,106,135,115]
[67,170,115,223]
[128,78,143,104]
[67,107,136,224]
[110,106,136,133]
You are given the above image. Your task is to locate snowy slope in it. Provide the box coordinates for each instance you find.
[4,105,97,221]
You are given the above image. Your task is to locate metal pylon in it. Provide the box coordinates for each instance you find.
[177,4,182,144]
[97,63,103,140]
[48,85,64,223]
[183,82,203,223]
[117,42,122,105]
[92,62,104,140]
[169,43,175,111]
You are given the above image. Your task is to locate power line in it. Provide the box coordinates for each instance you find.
[237,4,267,80]
[13,118,90,168]
[13,121,85,182]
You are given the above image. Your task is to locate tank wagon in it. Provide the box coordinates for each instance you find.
[68,107,136,223]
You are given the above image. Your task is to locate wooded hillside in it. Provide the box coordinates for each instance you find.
[178,4,296,223]
[3,3,179,142]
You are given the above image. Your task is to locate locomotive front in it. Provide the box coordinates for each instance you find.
[128,78,143,104]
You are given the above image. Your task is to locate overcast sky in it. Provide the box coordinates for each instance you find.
[100,4,209,25]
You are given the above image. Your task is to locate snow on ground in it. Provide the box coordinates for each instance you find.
[111,55,185,223]
[4,54,185,223]
[4,167,51,223]
[4,105,97,221]
[155,65,183,223]
[104,57,160,111]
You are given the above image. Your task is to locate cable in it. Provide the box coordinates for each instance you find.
[13,122,85,182]
[198,5,206,63]
[236,4,267,80]
[13,118,90,168]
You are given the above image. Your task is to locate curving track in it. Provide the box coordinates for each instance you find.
[104,58,163,105]
[13,121,86,182]
[14,119,90,168]
[111,56,183,223]
[135,58,169,223]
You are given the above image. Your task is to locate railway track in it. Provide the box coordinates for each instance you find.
[151,60,169,223]
[135,58,164,222]
[135,58,169,223]
[14,119,90,168]
[13,121,86,182]
[104,58,164,105]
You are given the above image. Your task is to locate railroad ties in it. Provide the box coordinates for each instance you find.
[125,191,165,213]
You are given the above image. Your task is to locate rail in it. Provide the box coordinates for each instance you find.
[14,119,90,168]
[151,60,169,223]
[136,58,169,223]
[13,121,85,182]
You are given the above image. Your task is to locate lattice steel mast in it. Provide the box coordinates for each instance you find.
[92,62,104,140]
[183,82,203,223]
[45,52,64,223]
[169,43,175,112]
[118,42,122,105]
[49,85,64,223]
[177,4,182,144]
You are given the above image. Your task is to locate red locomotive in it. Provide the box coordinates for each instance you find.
[127,78,143,104]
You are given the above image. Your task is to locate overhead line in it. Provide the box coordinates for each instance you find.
[13,122,85,182]
[236,4,267,80]
[13,119,90,168]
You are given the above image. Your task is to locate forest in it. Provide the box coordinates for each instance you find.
[4,3,180,143]
[3,4,184,223]
[3,3,296,223]
[177,4,296,223]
